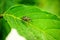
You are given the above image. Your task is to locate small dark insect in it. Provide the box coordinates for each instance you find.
[21,16,31,22]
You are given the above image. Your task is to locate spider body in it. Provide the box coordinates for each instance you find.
[21,16,31,22]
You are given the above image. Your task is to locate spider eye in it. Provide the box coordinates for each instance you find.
[21,16,31,22]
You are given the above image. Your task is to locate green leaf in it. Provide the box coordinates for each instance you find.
[3,5,60,40]
[0,18,11,40]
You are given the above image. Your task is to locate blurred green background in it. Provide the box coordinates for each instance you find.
[0,0,60,16]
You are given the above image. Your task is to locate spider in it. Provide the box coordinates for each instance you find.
[21,16,31,22]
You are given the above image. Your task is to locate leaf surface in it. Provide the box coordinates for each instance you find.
[3,5,60,40]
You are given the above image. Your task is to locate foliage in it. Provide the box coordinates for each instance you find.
[0,0,60,40]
